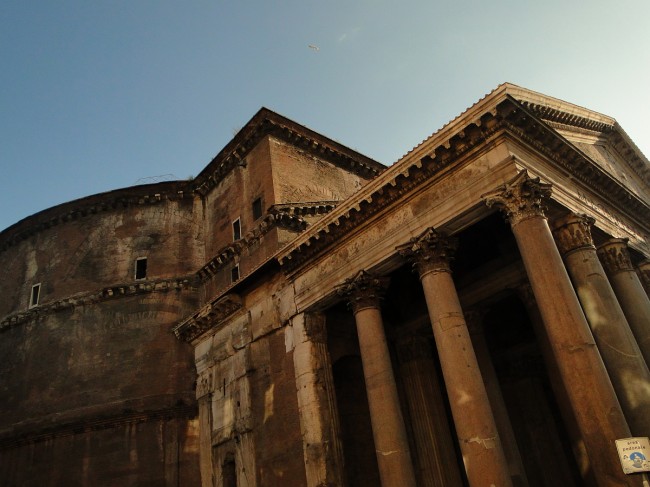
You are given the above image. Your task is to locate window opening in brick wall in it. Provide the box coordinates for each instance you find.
[252,197,263,221]
[29,283,41,308]
[231,264,240,283]
[232,218,241,241]
[135,257,147,280]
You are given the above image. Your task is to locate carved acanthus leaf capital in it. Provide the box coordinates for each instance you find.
[482,170,552,227]
[597,238,634,275]
[336,270,389,314]
[552,214,596,256]
[396,227,457,277]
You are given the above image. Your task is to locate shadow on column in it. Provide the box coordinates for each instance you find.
[327,304,381,487]
[483,295,583,487]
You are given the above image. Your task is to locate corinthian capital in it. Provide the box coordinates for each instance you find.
[336,270,389,314]
[552,214,596,256]
[597,238,634,275]
[482,170,552,227]
[396,227,457,277]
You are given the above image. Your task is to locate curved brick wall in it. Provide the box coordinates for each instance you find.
[0,183,202,486]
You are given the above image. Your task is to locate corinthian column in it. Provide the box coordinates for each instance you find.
[291,312,345,487]
[397,231,512,487]
[337,271,417,487]
[598,238,650,367]
[482,170,639,487]
[553,214,650,437]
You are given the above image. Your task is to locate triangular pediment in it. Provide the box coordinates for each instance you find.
[503,84,649,202]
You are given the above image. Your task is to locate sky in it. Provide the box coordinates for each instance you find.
[1,0,649,231]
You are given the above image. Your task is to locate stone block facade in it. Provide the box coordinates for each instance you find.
[2,86,649,486]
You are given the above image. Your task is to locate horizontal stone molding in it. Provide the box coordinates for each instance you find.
[197,202,336,281]
[0,398,197,450]
[173,294,243,343]
[0,275,198,333]
[192,109,384,197]
[0,182,190,252]
[277,96,649,274]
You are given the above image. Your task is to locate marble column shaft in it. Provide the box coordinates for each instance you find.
[598,239,650,367]
[396,335,464,487]
[553,214,650,437]
[337,271,417,487]
[291,312,345,487]
[398,231,512,487]
[516,284,595,485]
[483,171,641,487]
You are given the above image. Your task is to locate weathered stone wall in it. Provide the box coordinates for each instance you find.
[0,192,203,318]
[0,417,199,487]
[202,137,277,262]
[194,271,306,486]
[269,137,367,204]
[0,186,202,486]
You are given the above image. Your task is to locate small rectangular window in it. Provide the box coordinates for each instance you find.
[29,283,41,308]
[232,218,241,241]
[135,257,147,280]
[231,264,240,283]
[252,197,263,220]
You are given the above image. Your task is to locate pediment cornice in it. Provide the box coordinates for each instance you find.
[278,91,649,274]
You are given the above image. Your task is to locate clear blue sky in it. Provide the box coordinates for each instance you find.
[1,1,649,231]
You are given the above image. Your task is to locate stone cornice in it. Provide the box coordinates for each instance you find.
[197,201,336,281]
[0,399,197,450]
[0,276,197,333]
[191,108,385,197]
[517,100,613,134]
[269,201,338,217]
[277,107,505,273]
[173,293,243,343]
[0,181,190,253]
[499,100,650,221]
[277,91,649,274]
[518,98,649,185]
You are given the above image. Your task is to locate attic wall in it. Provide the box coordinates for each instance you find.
[202,137,277,261]
[269,137,368,203]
